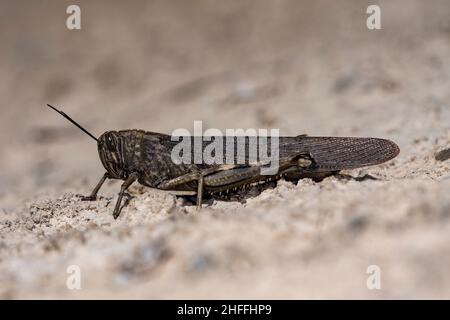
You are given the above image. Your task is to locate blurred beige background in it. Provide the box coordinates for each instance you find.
[1,0,448,202]
[1,0,450,299]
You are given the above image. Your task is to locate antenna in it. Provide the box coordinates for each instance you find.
[46,104,98,142]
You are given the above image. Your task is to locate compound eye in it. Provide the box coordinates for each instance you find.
[106,134,116,150]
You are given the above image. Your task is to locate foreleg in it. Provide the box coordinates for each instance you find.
[113,173,139,219]
[79,172,110,201]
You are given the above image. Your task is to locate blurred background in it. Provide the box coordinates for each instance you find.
[0,0,449,205]
[1,0,450,299]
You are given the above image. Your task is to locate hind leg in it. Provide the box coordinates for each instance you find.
[157,165,250,209]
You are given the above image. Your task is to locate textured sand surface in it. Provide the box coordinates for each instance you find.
[1,0,450,299]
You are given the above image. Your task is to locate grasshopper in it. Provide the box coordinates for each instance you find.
[46,104,400,219]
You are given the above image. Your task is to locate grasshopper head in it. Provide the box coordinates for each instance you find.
[45,104,131,180]
[98,131,128,179]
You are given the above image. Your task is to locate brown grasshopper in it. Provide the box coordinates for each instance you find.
[47,104,400,219]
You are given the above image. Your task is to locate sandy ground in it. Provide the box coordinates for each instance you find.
[1,0,450,299]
